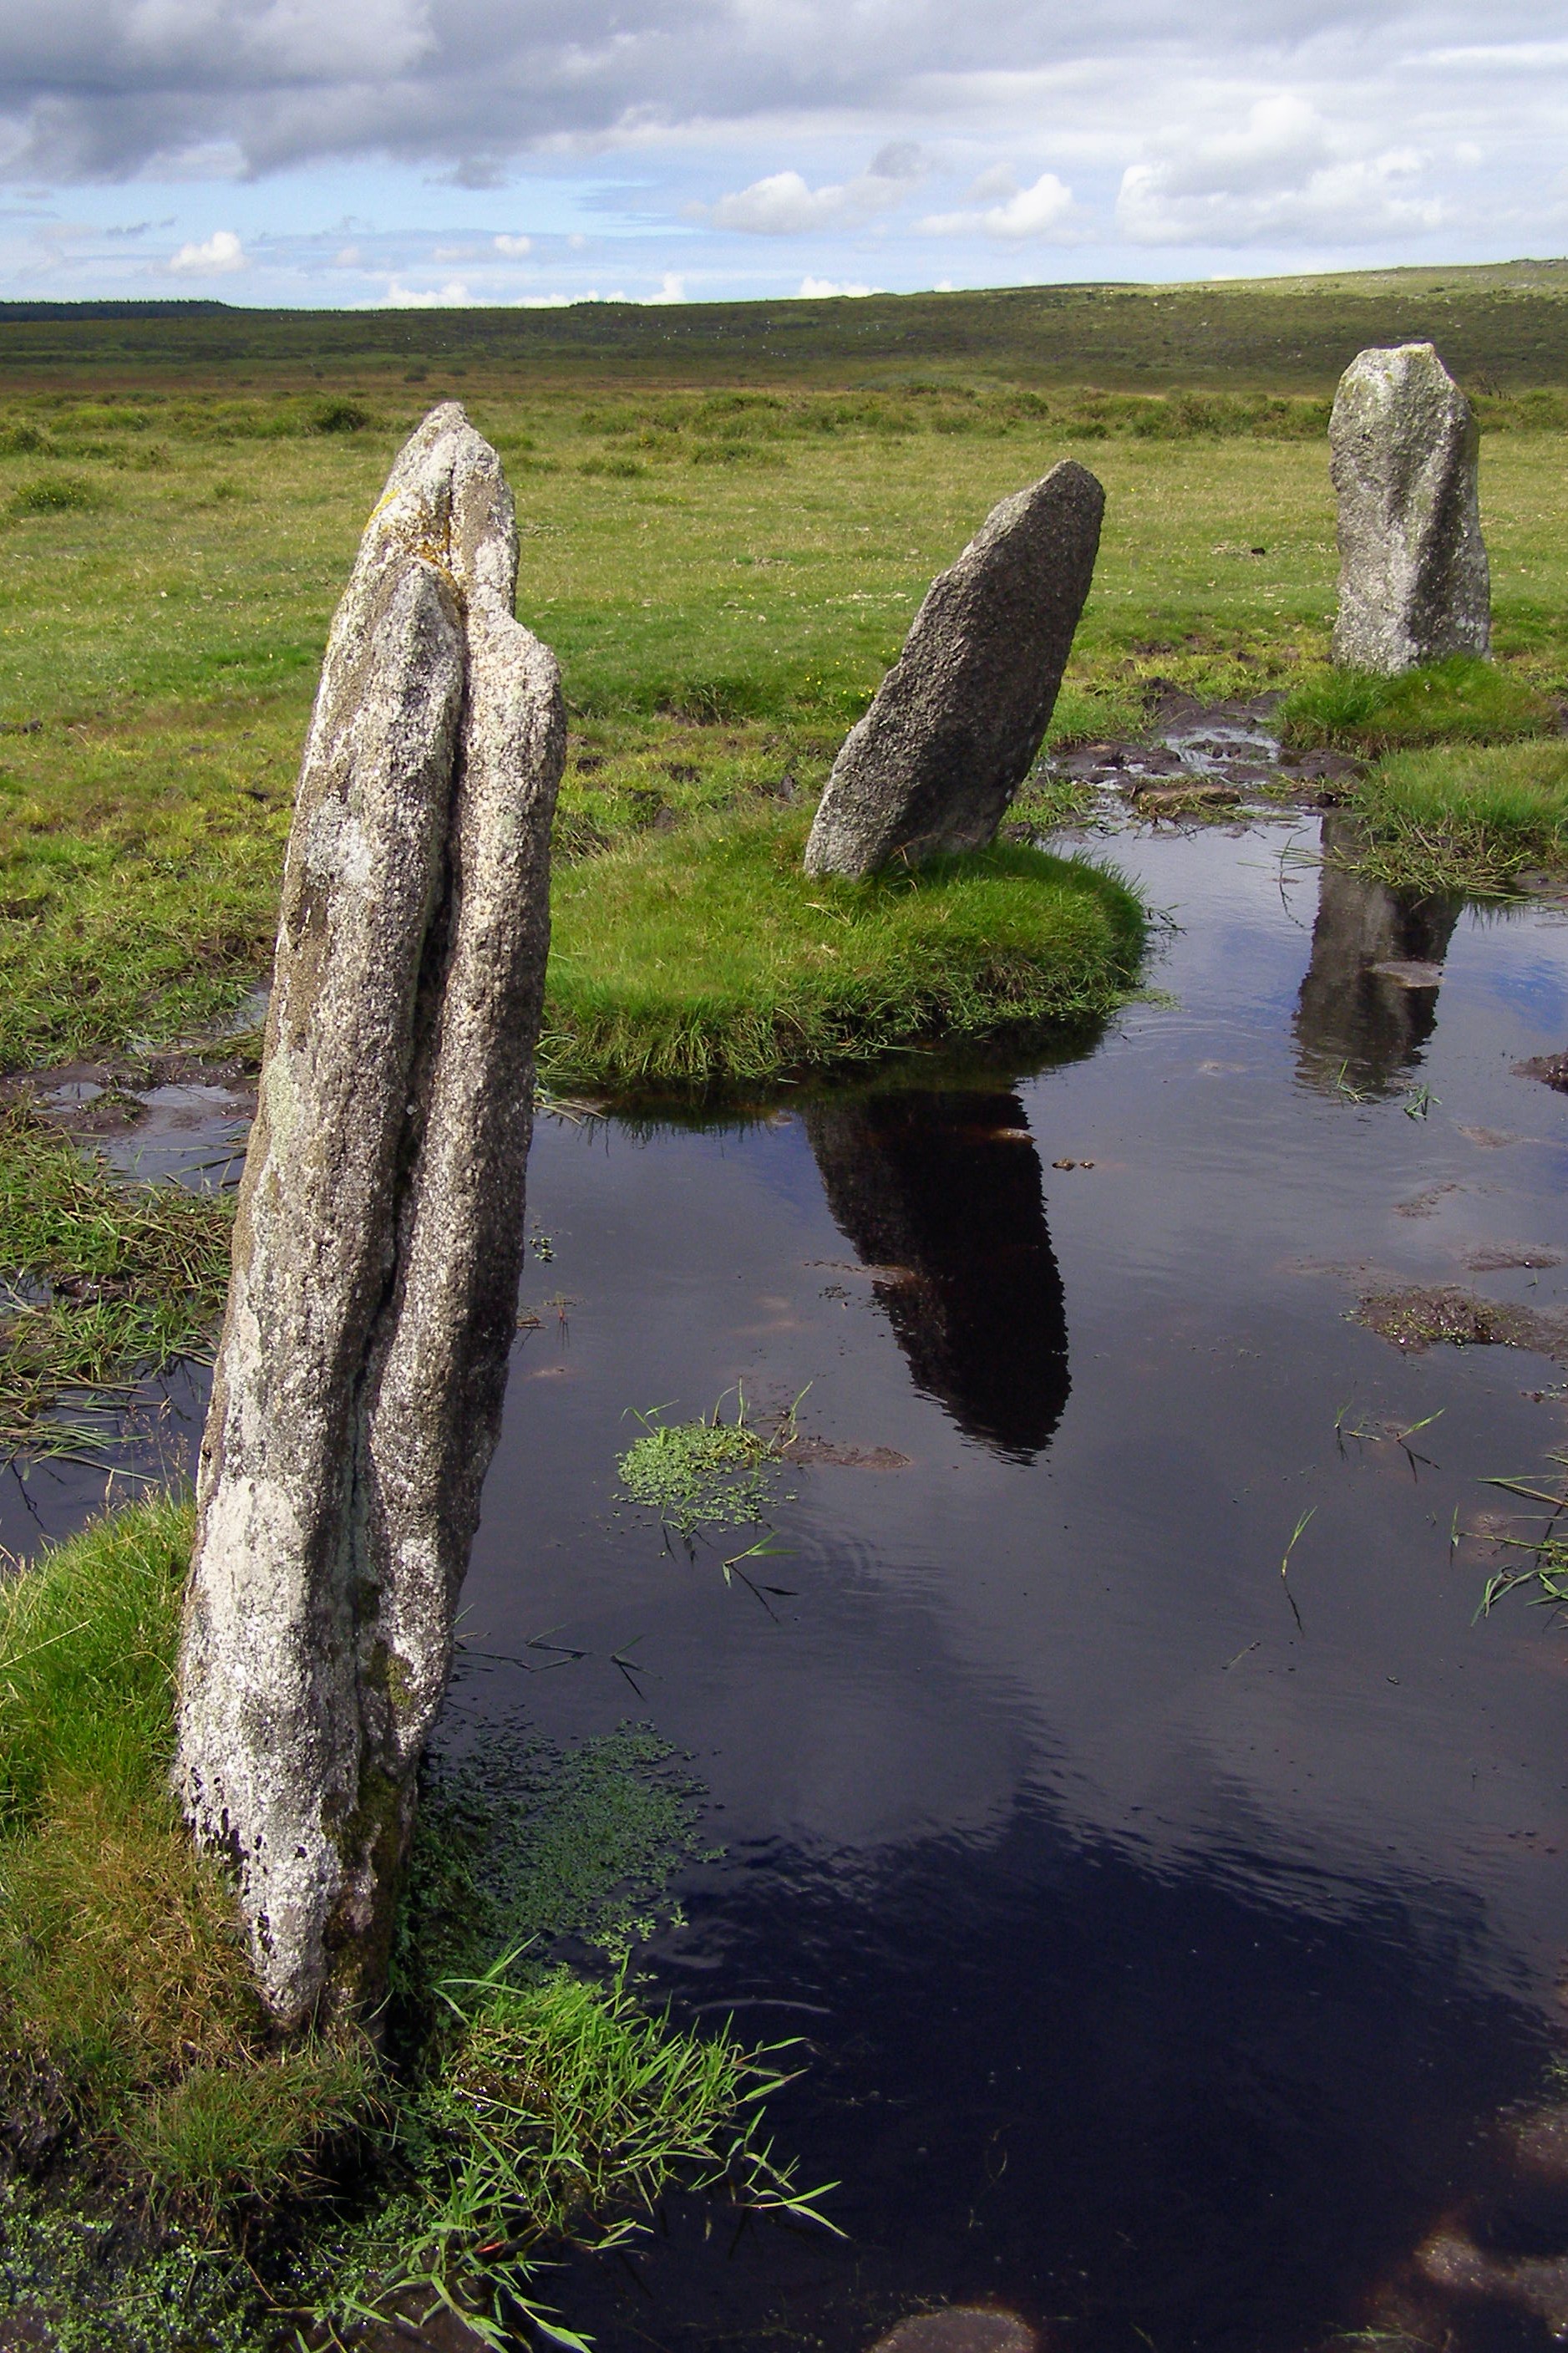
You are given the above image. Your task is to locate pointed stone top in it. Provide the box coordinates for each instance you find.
[359,401,519,617]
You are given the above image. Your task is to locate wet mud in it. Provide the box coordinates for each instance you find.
[1355,1283,1568,1355]
[1043,693,1362,824]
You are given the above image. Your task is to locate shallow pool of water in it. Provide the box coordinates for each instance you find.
[13,812,1568,2353]
[467,815,1568,2353]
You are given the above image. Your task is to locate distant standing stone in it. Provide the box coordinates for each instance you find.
[1330,343,1489,674]
[804,461,1104,879]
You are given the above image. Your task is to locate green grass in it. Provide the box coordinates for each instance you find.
[1342,738,1568,892]
[346,1960,821,2353]
[617,1395,787,1537]
[0,1496,820,2351]
[0,1105,232,1451]
[542,805,1146,1092]
[0,365,1565,1090]
[1282,653,1560,753]
[11,260,1568,393]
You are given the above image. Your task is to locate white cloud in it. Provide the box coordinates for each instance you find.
[332,241,362,265]
[708,143,923,234]
[644,269,685,301]
[385,275,471,303]
[1116,99,1447,245]
[167,226,245,272]
[797,275,875,297]
[493,231,532,256]
[921,169,1075,239]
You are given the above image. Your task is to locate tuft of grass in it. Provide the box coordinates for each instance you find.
[124,2045,374,2218]
[1281,654,1558,755]
[307,399,373,435]
[8,472,109,518]
[341,1959,825,2351]
[541,804,1146,1093]
[617,1395,783,1538]
[1342,736,1568,893]
[1473,1453,1568,1622]
[0,1105,232,1450]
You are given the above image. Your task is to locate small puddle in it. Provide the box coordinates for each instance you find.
[1045,693,1361,821]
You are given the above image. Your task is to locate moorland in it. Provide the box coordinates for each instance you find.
[4,261,1568,2349]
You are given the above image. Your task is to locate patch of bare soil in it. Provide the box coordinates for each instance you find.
[777,1435,912,1470]
[1355,1284,1568,1355]
[1515,1052,1568,1093]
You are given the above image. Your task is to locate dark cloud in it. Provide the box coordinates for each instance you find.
[0,0,1558,182]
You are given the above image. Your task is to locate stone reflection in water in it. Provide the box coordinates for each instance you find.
[1294,814,1460,1098]
[803,1090,1068,1461]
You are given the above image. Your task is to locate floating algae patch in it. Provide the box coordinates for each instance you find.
[616,1395,794,1542]
[1355,1284,1568,1355]
[398,1718,710,1999]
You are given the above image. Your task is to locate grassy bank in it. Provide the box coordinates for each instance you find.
[0,1106,231,1451]
[1282,653,1560,755]
[1338,739,1568,894]
[0,1495,820,2350]
[542,806,1146,1093]
[1276,653,1568,892]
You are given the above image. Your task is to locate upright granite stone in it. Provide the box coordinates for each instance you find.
[804,460,1104,880]
[1330,343,1489,674]
[175,404,565,2025]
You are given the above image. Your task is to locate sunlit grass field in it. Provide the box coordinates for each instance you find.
[3,367,1567,1070]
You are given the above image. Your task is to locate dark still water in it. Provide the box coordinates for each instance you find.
[466,816,1568,2353]
[12,813,1568,2353]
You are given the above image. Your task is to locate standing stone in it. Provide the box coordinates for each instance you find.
[804,461,1104,880]
[175,405,565,2026]
[1330,343,1490,673]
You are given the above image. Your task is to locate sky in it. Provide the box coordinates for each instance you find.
[1,1,1565,308]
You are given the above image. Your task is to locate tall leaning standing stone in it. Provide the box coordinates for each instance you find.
[175,404,565,2026]
[1330,343,1490,674]
[804,461,1104,881]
